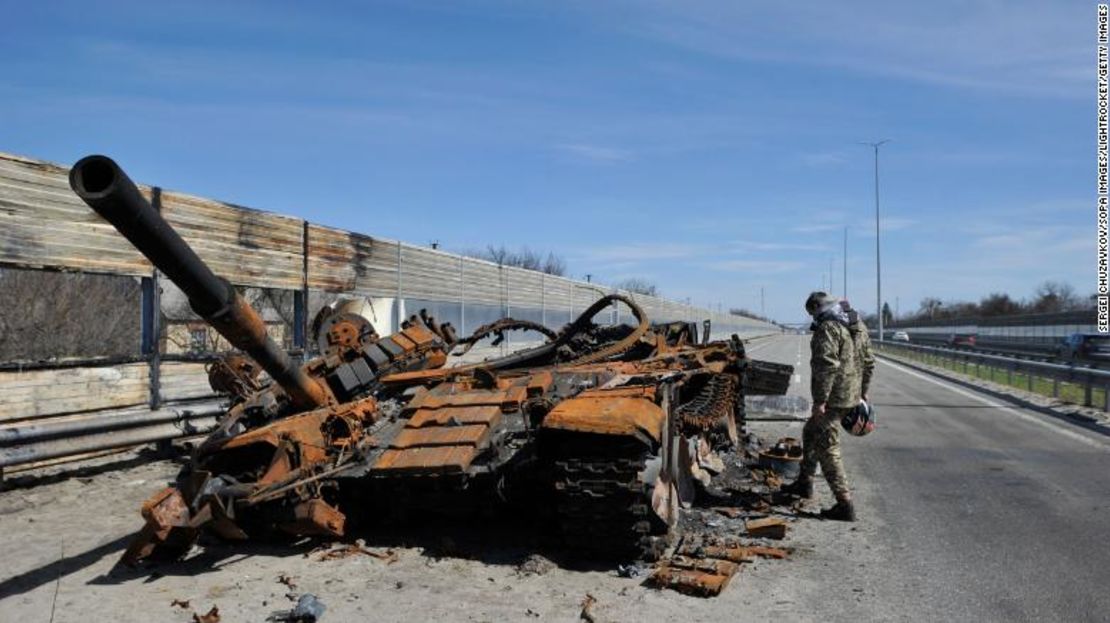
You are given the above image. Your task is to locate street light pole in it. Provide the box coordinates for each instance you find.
[861,139,890,341]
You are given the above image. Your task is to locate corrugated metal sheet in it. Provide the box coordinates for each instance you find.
[161,190,304,290]
[0,153,152,276]
[399,243,467,300]
[462,258,503,306]
[504,266,544,311]
[543,276,576,312]
[0,363,149,423]
[306,224,399,294]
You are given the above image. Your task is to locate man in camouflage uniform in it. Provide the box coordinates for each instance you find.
[780,291,860,521]
[841,299,876,401]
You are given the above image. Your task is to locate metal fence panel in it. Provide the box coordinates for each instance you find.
[306,224,399,295]
[0,154,152,276]
[461,258,502,306]
[161,190,304,290]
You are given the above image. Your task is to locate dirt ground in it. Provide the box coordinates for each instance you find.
[1,336,887,623]
[0,416,889,623]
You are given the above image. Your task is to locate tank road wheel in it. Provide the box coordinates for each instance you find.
[547,434,675,562]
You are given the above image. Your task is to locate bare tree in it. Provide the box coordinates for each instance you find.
[462,246,568,276]
[542,251,566,276]
[1031,280,1082,313]
[918,297,943,320]
[979,292,1021,317]
[614,278,659,297]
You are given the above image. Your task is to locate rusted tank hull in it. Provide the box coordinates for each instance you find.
[66,155,795,566]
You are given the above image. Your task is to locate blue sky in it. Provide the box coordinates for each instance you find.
[0,1,1092,323]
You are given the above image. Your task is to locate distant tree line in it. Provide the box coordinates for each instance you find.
[864,280,1095,328]
[458,246,668,299]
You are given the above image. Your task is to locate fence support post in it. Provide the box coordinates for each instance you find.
[395,244,404,333]
[141,273,161,411]
[297,220,309,359]
[143,187,163,413]
[458,256,466,335]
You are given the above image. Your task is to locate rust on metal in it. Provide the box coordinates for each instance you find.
[649,555,741,597]
[312,541,398,562]
[206,353,262,402]
[542,395,665,443]
[745,517,789,539]
[192,606,220,623]
[67,168,795,567]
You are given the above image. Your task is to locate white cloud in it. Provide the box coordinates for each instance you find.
[851,217,917,232]
[615,0,1086,97]
[574,242,701,263]
[702,259,805,273]
[800,151,848,167]
[732,240,831,252]
[791,223,844,234]
[555,143,634,164]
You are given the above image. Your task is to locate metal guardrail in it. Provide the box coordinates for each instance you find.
[876,341,1110,411]
[0,400,225,471]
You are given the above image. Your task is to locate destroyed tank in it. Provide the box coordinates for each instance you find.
[68,155,794,565]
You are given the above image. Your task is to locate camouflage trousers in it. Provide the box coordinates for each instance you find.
[800,407,851,502]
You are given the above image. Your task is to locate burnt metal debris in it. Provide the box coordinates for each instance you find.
[68,154,795,576]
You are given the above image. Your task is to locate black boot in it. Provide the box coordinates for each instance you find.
[779,475,813,499]
[820,500,856,522]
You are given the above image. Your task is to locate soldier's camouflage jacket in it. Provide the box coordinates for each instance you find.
[810,318,861,409]
[846,311,876,397]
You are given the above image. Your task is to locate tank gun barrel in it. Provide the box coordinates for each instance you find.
[69,155,329,410]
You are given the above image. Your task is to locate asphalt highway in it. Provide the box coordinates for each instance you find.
[739,334,1110,622]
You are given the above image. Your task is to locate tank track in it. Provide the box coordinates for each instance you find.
[676,373,740,449]
[549,436,669,562]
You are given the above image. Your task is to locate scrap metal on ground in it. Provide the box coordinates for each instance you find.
[68,154,796,583]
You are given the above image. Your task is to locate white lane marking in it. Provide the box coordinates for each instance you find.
[792,374,801,384]
[878,358,1109,450]
[745,339,781,354]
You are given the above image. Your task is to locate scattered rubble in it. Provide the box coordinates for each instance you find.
[310,541,397,563]
[516,554,556,577]
[578,593,598,623]
[267,593,326,623]
[192,606,220,623]
[745,517,788,540]
[647,534,794,597]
